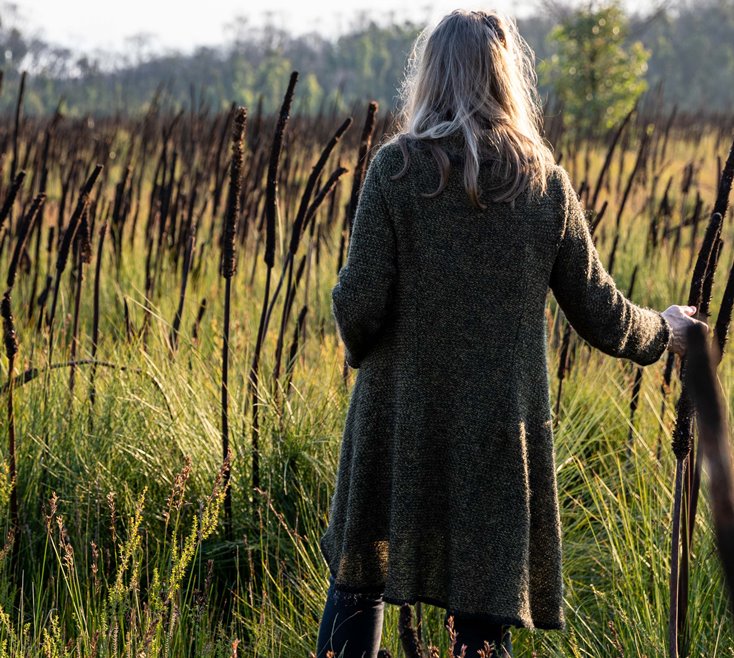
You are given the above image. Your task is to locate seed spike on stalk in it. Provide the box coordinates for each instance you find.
[289,116,352,256]
[222,107,247,279]
[712,139,734,221]
[7,194,45,290]
[56,164,104,277]
[0,171,26,236]
[670,212,723,461]
[265,71,299,269]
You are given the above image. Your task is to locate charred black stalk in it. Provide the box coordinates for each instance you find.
[304,167,349,231]
[668,207,725,658]
[169,220,197,353]
[615,132,649,230]
[657,104,678,169]
[247,71,298,518]
[678,138,734,641]
[111,165,132,274]
[669,456,686,658]
[211,103,237,222]
[28,108,61,323]
[69,204,93,394]
[47,165,104,370]
[671,162,694,258]
[55,160,78,252]
[685,323,734,620]
[712,139,734,221]
[189,297,207,372]
[713,257,734,362]
[34,226,55,340]
[10,72,26,203]
[627,367,644,455]
[648,175,673,255]
[123,298,133,342]
[89,219,108,411]
[284,304,308,398]
[591,103,635,211]
[589,200,608,234]
[221,106,247,540]
[626,265,643,456]
[3,193,44,574]
[398,604,424,658]
[347,102,379,237]
[686,193,704,271]
[0,172,26,237]
[144,147,178,348]
[339,102,379,381]
[555,323,573,424]
[192,298,207,345]
[607,232,620,277]
[268,117,352,393]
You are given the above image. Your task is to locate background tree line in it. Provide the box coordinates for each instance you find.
[2,0,733,118]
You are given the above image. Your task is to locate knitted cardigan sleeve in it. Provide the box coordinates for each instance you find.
[331,149,397,369]
[549,166,672,366]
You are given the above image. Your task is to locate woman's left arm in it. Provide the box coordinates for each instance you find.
[331,149,398,369]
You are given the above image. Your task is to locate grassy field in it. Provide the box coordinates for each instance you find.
[0,104,732,657]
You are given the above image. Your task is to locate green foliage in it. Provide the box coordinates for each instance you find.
[0,126,732,655]
[540,1,650,136]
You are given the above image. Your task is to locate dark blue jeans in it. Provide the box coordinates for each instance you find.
[316,575,513,657]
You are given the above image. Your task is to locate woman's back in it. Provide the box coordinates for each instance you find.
[322,136,672,631]
[355,138,562,416]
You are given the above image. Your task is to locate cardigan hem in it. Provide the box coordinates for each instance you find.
[322,560,566,631]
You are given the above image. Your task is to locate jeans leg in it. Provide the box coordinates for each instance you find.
[443,610,513,657]
[316,576,385,658]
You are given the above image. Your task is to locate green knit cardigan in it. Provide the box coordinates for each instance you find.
[320,136,672,631]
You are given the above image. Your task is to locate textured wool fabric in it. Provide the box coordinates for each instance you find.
[320,137,672,631]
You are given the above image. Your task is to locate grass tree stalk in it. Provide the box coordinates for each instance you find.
[685,322,734,620]
[3,192,44,574]
[89,217,108,412]
[9,71,26,206]
[170,219,197,354]
[69,203,93,394]
[677,138,734,646]
[269,117,352,395]
[28,107,62,323]
[668,208,725,658]
[247,71,298,524]
[221,106,247,540]
[590,102,636,211]
[339,101,379,382]
[47,164,103,371]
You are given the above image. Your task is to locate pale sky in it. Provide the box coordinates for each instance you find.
[15,0,658,57]
[16,0,537,55]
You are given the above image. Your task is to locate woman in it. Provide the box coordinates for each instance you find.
[315,9,706,658]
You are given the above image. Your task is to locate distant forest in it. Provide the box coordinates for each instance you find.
[3,0,734,117]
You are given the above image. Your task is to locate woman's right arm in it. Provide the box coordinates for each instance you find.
[547,166,702,365]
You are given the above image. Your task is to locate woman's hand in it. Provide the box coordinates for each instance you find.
[661,305,710,355]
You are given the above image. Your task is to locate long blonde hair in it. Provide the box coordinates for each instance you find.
[385,9,555,208]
